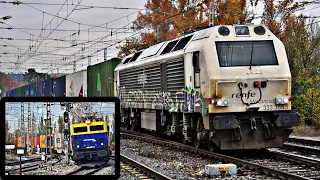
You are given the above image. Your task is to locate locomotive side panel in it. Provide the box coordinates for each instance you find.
[119,57,185,111]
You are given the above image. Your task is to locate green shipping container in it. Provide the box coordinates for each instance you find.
[87,58,121,97]
[18,87,22,97]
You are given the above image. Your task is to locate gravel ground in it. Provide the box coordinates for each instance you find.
[120,138,266,180]
[92,167,115,175]
[119,168,140,180]
[21,155,115,175]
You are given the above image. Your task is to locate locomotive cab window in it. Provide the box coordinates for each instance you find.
[73,127,88,133]
[90,125,104,131]
[216,40,278,67]
[193,51,200,88]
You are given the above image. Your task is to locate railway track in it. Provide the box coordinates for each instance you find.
[120,154,173,180]
[5,157,42,166]
[287,136,320,147]
[66,156,115,175]
[283,137,320,156]
[66,166,105,175]
[5,154,62,175]
[283,142,320,156]
[120,130,316,180]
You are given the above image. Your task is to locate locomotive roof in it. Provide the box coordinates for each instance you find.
[114,24,269,72]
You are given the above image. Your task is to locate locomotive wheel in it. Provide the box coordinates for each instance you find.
[208,141,215,152]
[193,138,201,149]
[179,136,188,145]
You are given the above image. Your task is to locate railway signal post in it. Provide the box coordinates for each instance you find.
[15,147,26,175]
[63,102,71,165]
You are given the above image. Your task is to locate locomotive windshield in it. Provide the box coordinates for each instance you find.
[216,40,278,67]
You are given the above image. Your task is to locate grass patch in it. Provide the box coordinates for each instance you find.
[291,125,320,137]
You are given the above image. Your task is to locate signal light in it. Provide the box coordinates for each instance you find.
[261,81,267,88]
[254,81,260,88]
[238,82,243,89]
[63,111,69,123]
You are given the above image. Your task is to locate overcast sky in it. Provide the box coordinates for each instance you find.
[0,0,319,74]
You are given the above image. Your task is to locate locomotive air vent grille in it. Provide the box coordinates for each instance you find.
[166,58,185,94]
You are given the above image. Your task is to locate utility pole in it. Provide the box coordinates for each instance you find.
[104,48,107,61]
[27,102,31,154]
[73,61,76,73]
[45,102,53,170]
[32,112,36,152]
[63,102,71,165]
[157,25,161,43]
[21,102,25,147]
[209,0,215,26]
[88,56,91,66]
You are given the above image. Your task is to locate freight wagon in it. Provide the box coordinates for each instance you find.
[87,58,121,97]
[66,70,87,97]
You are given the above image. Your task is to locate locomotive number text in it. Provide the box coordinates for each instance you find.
[263,105,286,111]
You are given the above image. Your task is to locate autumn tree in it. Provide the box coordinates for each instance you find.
[14,129,20,145]
[58,116,63,133]
[262,0,320,126]
[37,117,45,135]
[23,68,51,83]
[261,0,311,44]
[0,73,24,95]
[118,0,247,56]
[5,119,9,144]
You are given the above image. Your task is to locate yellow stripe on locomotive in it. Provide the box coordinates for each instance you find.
[70,119,108,136]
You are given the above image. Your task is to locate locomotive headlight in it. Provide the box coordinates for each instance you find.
[275,97,290,105]
[216,99,229,107]
[77,145,80,148]
[101,143,104,146]
[277,98,283,104]
[217,100,223,106]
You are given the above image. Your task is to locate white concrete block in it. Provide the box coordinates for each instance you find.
[204,164,237,176]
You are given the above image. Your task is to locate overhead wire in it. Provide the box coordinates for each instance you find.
[45,5,199,73]
[16,0,84,70]
[19,0,69,58]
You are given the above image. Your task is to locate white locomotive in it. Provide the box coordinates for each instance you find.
[115,24,299,150]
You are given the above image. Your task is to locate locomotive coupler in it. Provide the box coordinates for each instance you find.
[263,123,276,140]
[263,123,272,140]
[269,123,276,139]
[232,126,242,141]
[250,117,257,135]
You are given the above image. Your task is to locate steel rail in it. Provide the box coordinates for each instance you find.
[288,137,320,146]
[283,142,320,155]
[120,154,173,180]
[268,150,320,169]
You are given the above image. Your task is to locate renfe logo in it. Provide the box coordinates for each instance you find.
[232,90,256,100]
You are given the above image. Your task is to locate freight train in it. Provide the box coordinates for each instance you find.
[5,24,299,151]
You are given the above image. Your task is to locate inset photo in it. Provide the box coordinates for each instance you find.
[1,97,120,179]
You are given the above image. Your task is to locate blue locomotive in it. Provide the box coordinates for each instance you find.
[70,117,111,166]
